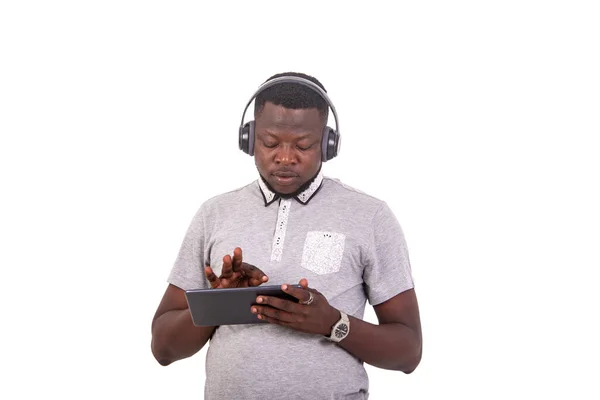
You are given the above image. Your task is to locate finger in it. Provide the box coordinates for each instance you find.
[282,283,312,303]
[240,262,268,285]
[204,266,220,288]
[248,275,269,286]
[251,311,290,327]
[221,254,233,278]
[231,247,243,272]
[251,305,297,323]
[299,278,309,289]
[256,295,295,312]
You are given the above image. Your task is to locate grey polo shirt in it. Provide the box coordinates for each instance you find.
[168,171,415,400]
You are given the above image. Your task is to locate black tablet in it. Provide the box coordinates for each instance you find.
[185,284,301,326]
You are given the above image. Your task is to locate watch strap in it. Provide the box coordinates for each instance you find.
[328,311,350,343]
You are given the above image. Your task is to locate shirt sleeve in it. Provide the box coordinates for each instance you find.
[363,201,415,305]
[167,205,210,291]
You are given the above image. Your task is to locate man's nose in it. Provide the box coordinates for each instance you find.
[274,145,297,164]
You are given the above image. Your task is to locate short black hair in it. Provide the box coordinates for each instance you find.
[254,72,329,120]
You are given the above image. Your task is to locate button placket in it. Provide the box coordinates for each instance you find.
[270,198,292,262]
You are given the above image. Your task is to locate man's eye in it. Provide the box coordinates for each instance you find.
[263,141,278,148]
[296,144,313,151]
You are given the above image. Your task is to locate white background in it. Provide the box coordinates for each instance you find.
[1,1,599,399]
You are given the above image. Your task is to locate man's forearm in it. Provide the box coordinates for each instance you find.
[336,316,422,373]
[151,309,216,366]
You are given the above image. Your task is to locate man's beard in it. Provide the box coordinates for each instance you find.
[259,165,322,199]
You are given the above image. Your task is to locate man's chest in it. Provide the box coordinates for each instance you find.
[204,199,368,296]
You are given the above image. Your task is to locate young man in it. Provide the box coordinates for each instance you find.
[151,72,422,399]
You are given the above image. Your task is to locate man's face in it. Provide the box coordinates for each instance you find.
[254,101,324,195]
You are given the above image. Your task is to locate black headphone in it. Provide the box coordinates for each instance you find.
[238,76,341,162]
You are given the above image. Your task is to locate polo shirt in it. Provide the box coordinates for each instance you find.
[167,170,415,400]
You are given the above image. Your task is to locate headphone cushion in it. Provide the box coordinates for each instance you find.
[239,121,256,156]
[247,121,255,156]
[321,126,338,161]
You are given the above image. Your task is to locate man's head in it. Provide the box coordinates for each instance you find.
[253,72,329,196]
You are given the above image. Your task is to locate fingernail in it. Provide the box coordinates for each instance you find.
[282,284,288,290]
[257,315,262,320]
[251,307,257,313]
[257,297,263,303]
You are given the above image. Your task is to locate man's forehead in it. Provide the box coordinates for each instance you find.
[260,129,315,140]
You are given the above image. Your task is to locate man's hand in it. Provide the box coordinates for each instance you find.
[250,278,340,336]
[204,247,268,289]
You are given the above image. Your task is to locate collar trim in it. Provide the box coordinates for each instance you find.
[258,171,324,206]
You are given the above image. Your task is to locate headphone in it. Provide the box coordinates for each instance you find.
[238,76,341,162]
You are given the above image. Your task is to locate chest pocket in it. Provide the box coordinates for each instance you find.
[300,231,346,275]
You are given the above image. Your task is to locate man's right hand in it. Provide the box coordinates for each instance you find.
[204,247,268,289]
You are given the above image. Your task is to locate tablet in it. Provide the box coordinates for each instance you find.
[185,284,301,326]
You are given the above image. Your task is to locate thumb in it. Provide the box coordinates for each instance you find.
[298,278,309,289]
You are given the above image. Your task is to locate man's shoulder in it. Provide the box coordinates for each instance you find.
[323,176,385,206]
[198,180,257,211]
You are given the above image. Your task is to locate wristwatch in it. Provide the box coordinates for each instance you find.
[327,311,350,342]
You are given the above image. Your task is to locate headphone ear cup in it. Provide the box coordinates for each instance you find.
[239,121,256,156]
[321,126,340,162]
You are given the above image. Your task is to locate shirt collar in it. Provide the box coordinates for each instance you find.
[258,171,324,206]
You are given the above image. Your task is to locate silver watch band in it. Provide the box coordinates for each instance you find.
[328,311,350,342]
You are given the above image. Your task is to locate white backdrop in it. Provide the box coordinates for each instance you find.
[1,1,599,399]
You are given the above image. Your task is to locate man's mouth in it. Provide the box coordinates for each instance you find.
[273,171,298,178]
[272,171,298,185]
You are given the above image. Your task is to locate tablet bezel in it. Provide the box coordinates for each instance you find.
[185,284,302,327]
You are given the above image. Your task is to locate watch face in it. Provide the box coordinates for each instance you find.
[335,323,349,338]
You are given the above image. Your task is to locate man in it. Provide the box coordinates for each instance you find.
[151,72,422,399]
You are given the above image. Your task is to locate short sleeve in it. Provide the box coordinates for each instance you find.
[363,202,414,305]
[167,206,210,291]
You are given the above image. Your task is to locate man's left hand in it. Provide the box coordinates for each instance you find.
[250,278,340,336]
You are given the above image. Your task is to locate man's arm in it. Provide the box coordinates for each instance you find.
[151,248,270,366]
[251,283,422,373]
[151,284,216,366]
[335,288,422,373]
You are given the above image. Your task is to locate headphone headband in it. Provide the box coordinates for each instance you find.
[238,76,340,135]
